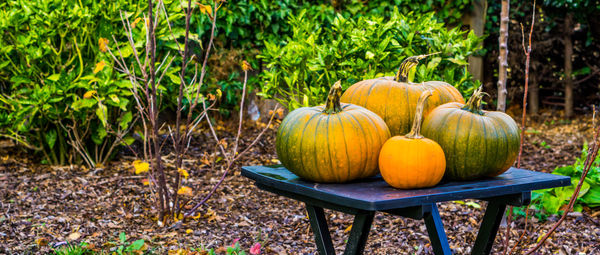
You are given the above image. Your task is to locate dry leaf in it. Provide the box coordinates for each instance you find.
[133,160,150,174]
[83,90,97,99]
[93,61,106,74]
[242,60,252,71]
[177,186,193,196]
[98,38,109,53]
[131,17,142,28]
[35,238,48,246]
[67,232,81,241]
[178,168,189,179]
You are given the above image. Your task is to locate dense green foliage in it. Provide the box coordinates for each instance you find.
[0,0,476,166]
[259,9,483,110]
[0,0,145,166]
[514,143,600,219]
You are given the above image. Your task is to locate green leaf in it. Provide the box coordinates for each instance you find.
[119,112,133,130]
[121,136,136,146]
[47,74,60,82]
[45,129,57,149]
[580,184,600,207]
[128,239,144,250]
[119,232,126,243]
[96,102,108,127]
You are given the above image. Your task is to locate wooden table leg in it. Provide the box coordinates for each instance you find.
[306,204,335,255]
[423,204,452,255]
[472,200,507,255]
[343,210,375,255]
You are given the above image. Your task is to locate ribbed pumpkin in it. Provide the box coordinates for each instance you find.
[340,53,465,136]
[379,90,446,189]
[421,87,520,181]
[276,81,391,183]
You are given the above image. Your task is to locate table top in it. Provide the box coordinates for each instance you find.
[241,165,571,211]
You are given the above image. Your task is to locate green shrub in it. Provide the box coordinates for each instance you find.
[258,8,483,110]
[513,143,600,219]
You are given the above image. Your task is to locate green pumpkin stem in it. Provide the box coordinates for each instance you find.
[462,86,489,115]
[394,52,441,82]
[405,90,433,139]
[323,80,343,114]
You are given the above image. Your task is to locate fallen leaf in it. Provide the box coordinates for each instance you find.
[35,238,48,246]
[177,186,193,196]
[178,168,189,179]
[68,232,81,241]
[133,160,150,174]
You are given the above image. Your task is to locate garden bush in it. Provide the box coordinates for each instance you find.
[258,8,483,110]
[515,143,600,219]
[0,0,477,166]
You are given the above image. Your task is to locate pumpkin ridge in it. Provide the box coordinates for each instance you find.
[312,116,325,181]
[486,117,501,171]
[384,83,393,123]
[403,84,411,135]
[324,116,338,183]
[346,112,370,179]
[451,111,466,179]
[461,112,475,178]
[479,116,489,173]
[336,114,352,182]
[355,108,385,174]
[490,116,509,172]
[278,111,305,169]
[363,80,380,110]
[297,113,322,180]
[345,81,365,102]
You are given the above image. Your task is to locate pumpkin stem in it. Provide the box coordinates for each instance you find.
[405,90,433,139]
[394,52,441,82]
[323,80,343,114]
[462,86,489,115]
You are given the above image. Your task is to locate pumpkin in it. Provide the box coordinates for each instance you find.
[276,81,391,183]
[421,87,520,181]
[340,53,465,136]
[379,90,446,189]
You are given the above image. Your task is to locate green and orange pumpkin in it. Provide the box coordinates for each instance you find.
[421,87,520,181]
[341,53,464,136]
[276,81,391,183]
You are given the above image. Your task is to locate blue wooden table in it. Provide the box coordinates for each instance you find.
[241,165,570,255]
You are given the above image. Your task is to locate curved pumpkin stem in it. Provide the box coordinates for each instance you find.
[405,90,433,139]
[462,86,489,115]
[323,80,343,114]
[394,52,441,83]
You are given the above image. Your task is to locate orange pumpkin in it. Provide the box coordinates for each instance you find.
[379,90,446,189]
[341,53,464,136]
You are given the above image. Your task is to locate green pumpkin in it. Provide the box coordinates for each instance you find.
[421,87,520,181]
[276,81,391,183]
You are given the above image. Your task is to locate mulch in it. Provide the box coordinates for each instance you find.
[1,111,599,254]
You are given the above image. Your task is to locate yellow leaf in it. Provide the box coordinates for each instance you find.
[177,186,193,196]
[35,238,48,246]
[197,3,212,17]
[83,90,97,99]
[98,38,109,52]
[178,168,189,179]
[109,94,120,104]
[133,160,150,174]
[142,179,150,185]
[241,60,252,71]
[93,61,106,74]
[131,17,142,28]
[344,224,353,233]
[185,229,193,234]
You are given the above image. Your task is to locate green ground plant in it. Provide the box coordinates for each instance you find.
[259,8,483,110]
[513,143,600,219]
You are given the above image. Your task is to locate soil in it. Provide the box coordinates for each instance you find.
[1,112,599,254]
